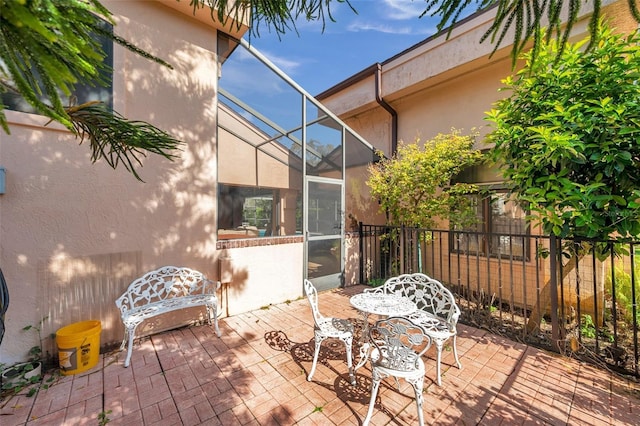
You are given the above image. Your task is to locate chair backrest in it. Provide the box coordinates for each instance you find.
[304,279,324,327]
[383,273,460,326]
[369,317,430,372]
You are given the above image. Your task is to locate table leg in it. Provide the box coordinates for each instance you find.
[354,311,370,372]
[359,311,370,345]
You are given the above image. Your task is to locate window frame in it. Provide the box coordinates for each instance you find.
[450,190,531,261]
[217,183,302,240]
[1,21,114,116]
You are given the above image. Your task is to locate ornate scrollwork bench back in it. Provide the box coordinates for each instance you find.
[115,266,221,367]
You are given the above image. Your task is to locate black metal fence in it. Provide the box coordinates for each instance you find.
[357,223,640,378]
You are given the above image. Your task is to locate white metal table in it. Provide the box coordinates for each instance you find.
[350,292,417,370]
[350,292,417,317]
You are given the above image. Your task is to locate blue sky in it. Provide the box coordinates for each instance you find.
[247,1,444,96]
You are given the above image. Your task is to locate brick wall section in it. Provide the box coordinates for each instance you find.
[216,236,304,250]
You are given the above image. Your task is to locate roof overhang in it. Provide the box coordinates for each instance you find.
[156,0,250,38]
[316,0,619,118]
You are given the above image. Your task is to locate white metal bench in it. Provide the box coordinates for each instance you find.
[115,266,221,367]
[365,272,462,385]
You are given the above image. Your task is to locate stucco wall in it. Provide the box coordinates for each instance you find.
[394,58,511,144]
[340,108,392,158]
[217,240,304,316]
[1,1,222,365]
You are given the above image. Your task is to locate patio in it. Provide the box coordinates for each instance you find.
[2,284,639,425]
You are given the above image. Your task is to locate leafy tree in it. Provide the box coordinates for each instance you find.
[367,130,483,228]
[487,21,640,241]
[486,20,640,331]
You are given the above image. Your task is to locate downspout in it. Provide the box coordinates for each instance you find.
[374,63,398,155]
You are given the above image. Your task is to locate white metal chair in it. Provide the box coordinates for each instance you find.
[363,317,431,426]
[303,279,354,384]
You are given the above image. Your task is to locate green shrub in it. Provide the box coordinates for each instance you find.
[580,314,596,339]
[367,278,385,287]
[605,262,640,325]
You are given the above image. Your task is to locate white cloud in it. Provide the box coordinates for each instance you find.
[268,1,431,37]
[342,1,435,35]
[258,50,303,75]
[347,20,410,34]
[234,45,303,76]
[381,0,427,20]
[347,19,433,36]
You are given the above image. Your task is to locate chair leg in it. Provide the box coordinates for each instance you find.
[344,334,355,385]
[434,340,443,386]
[205,303,221,337]
[119,329,128,352]
[363,374,381,426]
[124,327,136,368]
[411,377,425,426]
[307,334,324,381]
[452,335,462,369]
[205,304,212,325]
[212,305,221,337]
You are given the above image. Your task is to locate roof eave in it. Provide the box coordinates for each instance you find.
[156,0,250,38]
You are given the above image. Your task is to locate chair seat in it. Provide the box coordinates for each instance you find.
[123,294,216,327]
[317,317,353,339]
[370,348,426,380]
[405,311,454,339]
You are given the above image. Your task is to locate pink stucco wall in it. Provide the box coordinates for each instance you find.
[0,1,311,366]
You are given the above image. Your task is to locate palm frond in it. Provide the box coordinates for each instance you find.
[0,0,181,180]
[66,102,183,182]
[422,0,621,67]
[190,0,356,39]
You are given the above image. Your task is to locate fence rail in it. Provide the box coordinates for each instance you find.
[357,223,640,377]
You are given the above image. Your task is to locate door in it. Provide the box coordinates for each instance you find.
[305,177,344,291]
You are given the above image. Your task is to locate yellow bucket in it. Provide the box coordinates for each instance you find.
[56,320,101,375]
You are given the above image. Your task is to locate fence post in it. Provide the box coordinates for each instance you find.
[359,222,364,284]
[400,225,405,274]
[549,235,561,348]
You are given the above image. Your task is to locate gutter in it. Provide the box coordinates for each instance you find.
[374,63,398,155]
[316,63,398,156]
[315,6,506,156]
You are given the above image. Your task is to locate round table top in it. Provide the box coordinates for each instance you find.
[350,292,417,316]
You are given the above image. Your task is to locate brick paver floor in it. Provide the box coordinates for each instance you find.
[2,285,639,425]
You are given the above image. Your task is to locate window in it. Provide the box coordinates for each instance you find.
[217,184,301,240]
[1,21,113,114]
[451,191,529,260]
